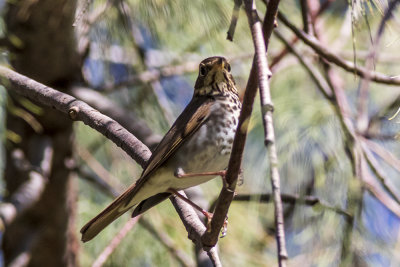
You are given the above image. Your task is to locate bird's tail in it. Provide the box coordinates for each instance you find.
[80,191,135,242]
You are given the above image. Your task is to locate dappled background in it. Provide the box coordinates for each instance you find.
[0,0,399,266]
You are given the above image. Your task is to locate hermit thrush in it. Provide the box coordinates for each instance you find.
[81,56,241,242]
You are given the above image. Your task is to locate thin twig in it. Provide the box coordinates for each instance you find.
[268,0,334,70]
[248,0,287,265]
[277,12,400,86]
[361,137,400,174]
[0,137,52,228]
[98,53,253,92]
[368,95,400,132]
[92,217,140,267]
[233,193,351,218]
[71,86,162,149]
[300,0,310,33]
[273,30,332,98]
[296,9,362,264]
[227,0,243,41]
[361,142,400,204]
[0,65,221,264]
[201,59,258,247]
[356,0,400,132]
[77,166,196,267]
[76,145,124,191]
[171,193,221,266]
[274,11,355,264]
[140,219,195,267]
[75,166,120,198]
[0,65,152,168]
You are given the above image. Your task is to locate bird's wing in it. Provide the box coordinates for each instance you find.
[80,96,213,242]
[123,96,214,204]
[142,97,213,178]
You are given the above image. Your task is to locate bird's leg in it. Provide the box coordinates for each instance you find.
[168,188,213,230]
[175,168,228,187]
[175,167,226,178]
[172,169,233,235]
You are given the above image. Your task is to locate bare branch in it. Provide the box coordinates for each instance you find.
[361,142,400,204]
[227,0,243,41]
[140,219,195,267]
[0,65,152,168]
[252,0,288,265]
[71,86,162,149]
[92,217,140,267]
[0,137,52,228]
[273,30,332,99]
[75,166,120,198]
[171,193,221,266]
[277,12,400,86]
[0,65,221,264]
[356,0,400,132]
[233,193,352,218]
[200,59,257,248]
[361,137,400,174]
[77,165,196,267]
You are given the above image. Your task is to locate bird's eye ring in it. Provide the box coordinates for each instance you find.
[199,65,207,76]
[225,63,231,72]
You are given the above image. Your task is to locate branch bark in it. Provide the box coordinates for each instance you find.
[247,0,288,265]
[0,65,152,168]
[0,137,52,228]
[277,12,400,86]
[0,65,221,265]
[70,86,162,149]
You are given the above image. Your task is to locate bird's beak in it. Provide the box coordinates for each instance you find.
[213,58,225,71]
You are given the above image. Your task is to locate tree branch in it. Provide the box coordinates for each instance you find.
[252,0,288,265]
[277,12,400,86]
[356,0,400,132]
[0,65,221,265]
[200,55,257,249]
[0,137,52,228]
[233,193,351,218]
[0,65,152,168]
[70,86,162,149]
[172,193,221,267]
[92,217,140,267]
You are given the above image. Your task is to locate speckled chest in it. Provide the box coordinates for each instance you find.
[174,95,241,173]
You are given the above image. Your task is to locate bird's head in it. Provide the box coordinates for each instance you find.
[194,56,237,97]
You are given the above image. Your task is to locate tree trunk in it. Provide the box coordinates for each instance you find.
[3,0,80,266]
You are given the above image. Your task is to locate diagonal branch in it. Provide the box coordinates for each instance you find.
[277,12,400,86]
[200,57,258,248]
[356,0,400,132]
[92,217,141,267]
[0,65,221,265]
[70,86,162,149]
[247,0,287,265]
[0,137,52,228]
[0,65,152,168]
[233,193,351,218]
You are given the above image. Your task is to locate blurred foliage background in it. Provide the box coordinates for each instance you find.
[0,0,400,266]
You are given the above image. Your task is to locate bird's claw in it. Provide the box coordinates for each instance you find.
[220,216,229,238]
[174,167,185,178]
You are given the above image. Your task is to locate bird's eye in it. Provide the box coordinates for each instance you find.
[199,65,207,76]
[225,63,231,72]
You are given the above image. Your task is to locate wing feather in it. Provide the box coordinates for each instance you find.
[81,96,214,241]
[122,96,214,206]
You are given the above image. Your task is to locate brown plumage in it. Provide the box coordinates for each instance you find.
[80,56,241,242]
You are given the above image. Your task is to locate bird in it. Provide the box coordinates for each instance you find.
[80,56,241,242]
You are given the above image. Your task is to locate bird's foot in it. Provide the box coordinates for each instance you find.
[168,188,217,232]
[220,216,229,238]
